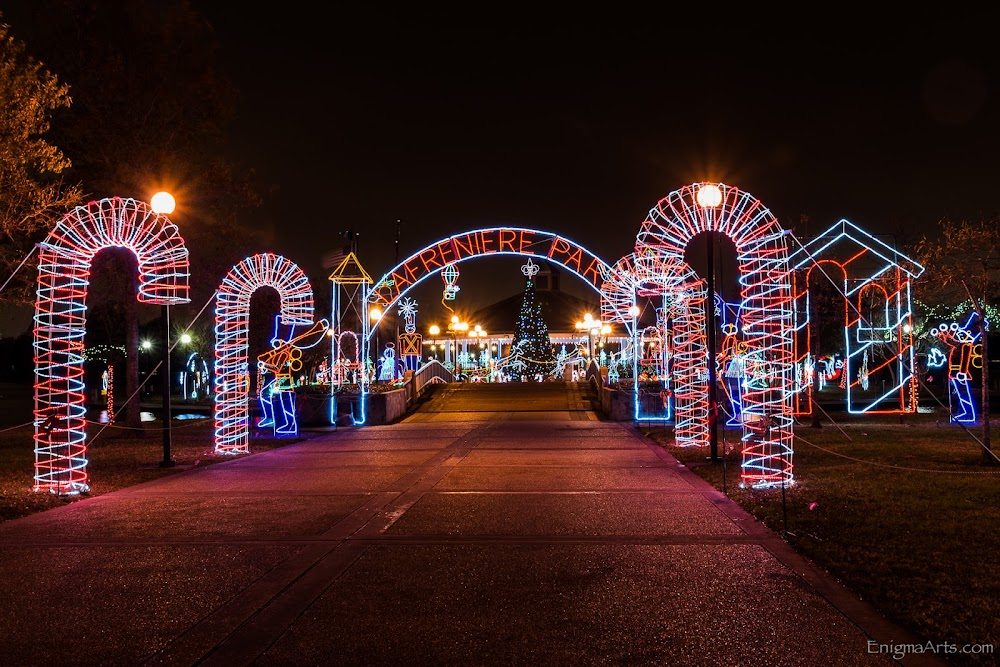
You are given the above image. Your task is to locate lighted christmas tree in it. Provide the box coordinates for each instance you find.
[512,262,554,378]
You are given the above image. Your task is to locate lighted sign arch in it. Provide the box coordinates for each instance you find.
[636,182,795,487]
[214,253,314,454]
[368,227,613,320]
[34,197,191,494]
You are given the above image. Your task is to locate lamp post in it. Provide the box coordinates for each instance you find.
[370,307,383,379]
[697,183,723,463]
[576,313,603,358]
[629,304,640,395]
[151,191,176,468]
[448,315,469,376]
[429,324,441,364]
[468,324,487,371]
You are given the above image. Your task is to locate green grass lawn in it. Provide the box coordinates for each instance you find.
[647,414,999,665]
[0,417,311,523]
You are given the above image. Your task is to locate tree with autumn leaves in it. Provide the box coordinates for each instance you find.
[0,19,83,301]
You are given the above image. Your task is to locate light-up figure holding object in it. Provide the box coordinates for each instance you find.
[718,323,748,427]
[215,253,315,453]
[932,316,983,424]
[257,317,330,436]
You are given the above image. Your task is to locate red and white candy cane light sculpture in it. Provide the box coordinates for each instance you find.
[33,197,190,494]
[214,253,314,454]
[635,183,795,487]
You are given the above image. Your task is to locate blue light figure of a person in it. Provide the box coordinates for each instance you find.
[378,343,398,382]
[715,295,746,427]
[933,315,983,424]
[257,316,330,436]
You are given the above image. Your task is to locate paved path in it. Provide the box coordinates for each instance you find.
[0,383,940,666]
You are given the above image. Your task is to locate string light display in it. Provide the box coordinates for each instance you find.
[788,219,924,415]
[105,365,115,423]
[666,269,710,446]
[329,251,373,424]
[214,253,314,454]
[257,315,330,436]
[635,183,795,487]
[931,314,984,424]
[398,298,422,371]
[441,263,460,301]
[369,227,611,313]
[33,197,190,495]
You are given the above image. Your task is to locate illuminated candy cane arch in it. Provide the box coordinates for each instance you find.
[601,252,709,440]
[214,253,314,454]
[635,183,795,487]
[34,197,190,494]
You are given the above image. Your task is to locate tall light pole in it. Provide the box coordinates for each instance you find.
[429,324,441,363]
[576,313,602,359]
[697,184,723,463]
[448,315,468,376]
[151,191,176,468]
[370,307,383,379]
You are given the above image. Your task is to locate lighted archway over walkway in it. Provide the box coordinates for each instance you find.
[33,197,191,494]
[636,183,795,487]
[369,227,612,314]
[214,253,314,454]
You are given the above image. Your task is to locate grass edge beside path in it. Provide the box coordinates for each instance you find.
[646,419,1000,666]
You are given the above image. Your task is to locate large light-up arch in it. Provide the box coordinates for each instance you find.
[636,183,795,487]
[214,253,314,454]
[601,252,709,432]
[350,228,617,425]
[369,227,611,313]
[33,197,190,494]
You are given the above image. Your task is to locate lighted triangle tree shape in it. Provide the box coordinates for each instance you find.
[511,268,554,377]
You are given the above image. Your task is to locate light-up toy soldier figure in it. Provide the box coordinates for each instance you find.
[257,317,330,435]
[932,318,983,424]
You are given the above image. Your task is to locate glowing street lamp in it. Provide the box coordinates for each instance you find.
[370,307,384,365]
[150,191,176,215]
[150,190,175,468]
[576,313,608,358]
[696,183,722,208]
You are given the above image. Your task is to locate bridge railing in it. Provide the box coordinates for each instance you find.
[409,360,454,397]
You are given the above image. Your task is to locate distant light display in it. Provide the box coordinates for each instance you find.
[214,253,313,453]
[104,364,115,423]
[33,197,190,495]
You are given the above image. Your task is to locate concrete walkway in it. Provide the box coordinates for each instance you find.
[0,383,941,666]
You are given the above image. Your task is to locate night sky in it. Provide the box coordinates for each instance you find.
[5,6,1000,332]
[191,8,999,312]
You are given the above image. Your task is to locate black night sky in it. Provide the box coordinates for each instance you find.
[4,5,1000,330]
[196,9,999,300]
